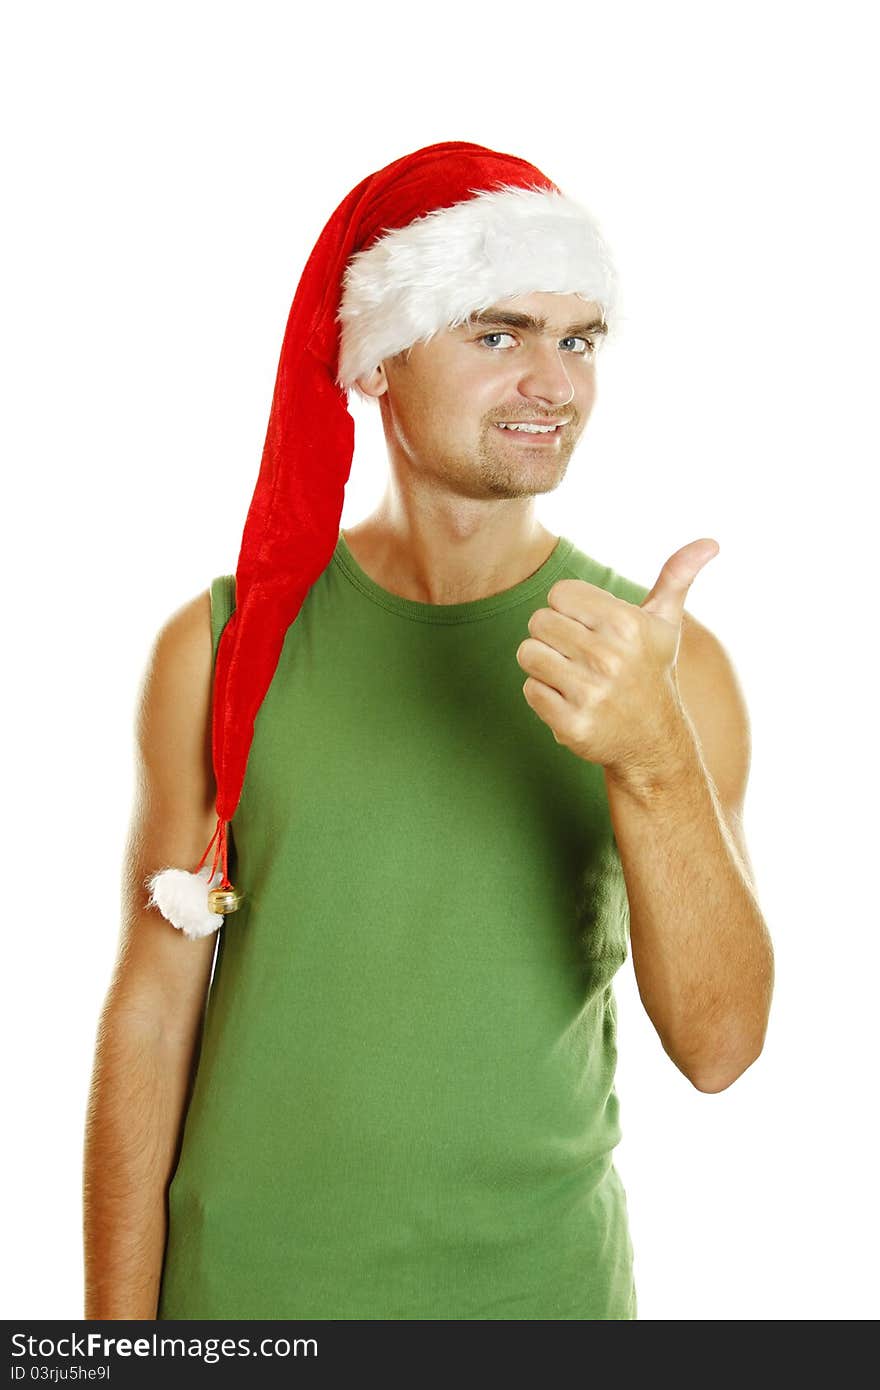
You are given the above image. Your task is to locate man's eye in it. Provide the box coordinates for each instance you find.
[478,332,517,349]
[478,332,597,355]
[560,336,598,356]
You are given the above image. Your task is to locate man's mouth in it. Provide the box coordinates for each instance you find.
[494,420,566,436]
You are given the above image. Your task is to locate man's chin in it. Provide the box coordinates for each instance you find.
[483,470,568,500]
[493,455,570,491]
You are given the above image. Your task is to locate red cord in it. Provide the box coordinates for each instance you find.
[195,815,233,890]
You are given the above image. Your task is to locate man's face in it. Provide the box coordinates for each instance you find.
[358,291,605,501]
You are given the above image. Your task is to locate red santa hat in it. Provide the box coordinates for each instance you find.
[145,139,622,939]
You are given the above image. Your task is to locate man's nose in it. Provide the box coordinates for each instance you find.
[515,342,577,406]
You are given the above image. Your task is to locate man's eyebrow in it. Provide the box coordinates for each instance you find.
[461,307,608,337]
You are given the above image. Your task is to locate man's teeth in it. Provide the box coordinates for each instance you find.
[496,422,560,433]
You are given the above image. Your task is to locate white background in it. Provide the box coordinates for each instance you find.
[3,0,877,1321]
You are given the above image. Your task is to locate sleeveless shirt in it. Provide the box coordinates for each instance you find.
[157,531,648,1320]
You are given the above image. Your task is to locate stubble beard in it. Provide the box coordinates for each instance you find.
[473,428,573,499]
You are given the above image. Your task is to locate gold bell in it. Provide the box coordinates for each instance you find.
[208,885,243,914]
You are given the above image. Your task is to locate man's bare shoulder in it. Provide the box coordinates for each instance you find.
[150,587,214,682]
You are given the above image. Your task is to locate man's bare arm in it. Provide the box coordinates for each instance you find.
[82,588,220,1319]
[604,614,774,1093]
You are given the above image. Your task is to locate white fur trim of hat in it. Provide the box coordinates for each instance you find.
[335,182,623,399]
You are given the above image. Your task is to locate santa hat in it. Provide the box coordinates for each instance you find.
[145,139,622,939]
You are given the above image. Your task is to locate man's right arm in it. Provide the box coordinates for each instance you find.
[82,587,222,1320]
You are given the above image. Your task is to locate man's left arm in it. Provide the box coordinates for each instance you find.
[604,612,774,1093]
[517,537,774,1096]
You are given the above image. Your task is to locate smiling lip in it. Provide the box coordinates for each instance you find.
[494,421,566,442]
[496,418,569,427]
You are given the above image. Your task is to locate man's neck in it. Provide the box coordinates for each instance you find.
[340,519,559,606]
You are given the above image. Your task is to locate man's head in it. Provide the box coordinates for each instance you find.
[352,290,606,501]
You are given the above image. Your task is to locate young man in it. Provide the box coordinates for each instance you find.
[83,143,773,1321]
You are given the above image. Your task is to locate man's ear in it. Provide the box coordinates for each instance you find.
[354,362,389,399]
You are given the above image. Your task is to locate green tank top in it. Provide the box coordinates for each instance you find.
[157,531,647,1320]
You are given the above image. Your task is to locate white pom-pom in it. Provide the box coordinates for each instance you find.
[145,863,226,940]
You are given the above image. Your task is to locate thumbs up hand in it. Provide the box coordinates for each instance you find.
[516,538,720,786]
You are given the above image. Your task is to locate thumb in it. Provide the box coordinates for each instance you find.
[640,538,720,625]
